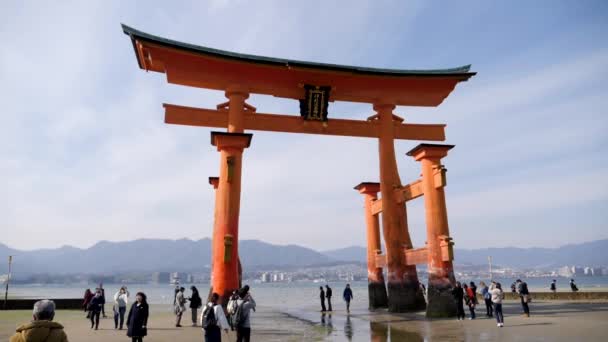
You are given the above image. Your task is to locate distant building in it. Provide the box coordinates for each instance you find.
[152,272,170,284]
[261,272,269,283]
[584,267,593,276]
[557,266,573,277]
[572,266,584,276]
[279,273,285,282]
[272,273,279,282]
[591,267,602,276]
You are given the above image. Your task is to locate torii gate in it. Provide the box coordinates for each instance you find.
[122,24,475,316]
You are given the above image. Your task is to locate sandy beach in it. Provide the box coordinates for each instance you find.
[2,300,608,341]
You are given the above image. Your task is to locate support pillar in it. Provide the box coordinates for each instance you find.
[207,177,219,302]
[374,104,426,312]
[210,89,252,304]
[354,182,388,309]
[407,143,456,317]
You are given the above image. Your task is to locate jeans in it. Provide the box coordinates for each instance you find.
[191,308,198,324]
[456,301,465,319]
[131,337,143,342]
[114,306,126,329]
[468,304,476,319]
[484,298,494,316]
[345,300,351,312]
[494,303,504,324]
[90,311,100,329]
[520,296,530,314]
[237,327,251,342]
[204,325,221,342]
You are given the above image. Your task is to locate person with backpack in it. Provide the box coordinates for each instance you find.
[325,285,333,312]
[490,282,505,327]
[188,286,202,327]
[226,290,239,330]
[479,281,493,317]
[234,285,256,342]
[343,284,353,313]
[200,292,229,342]
[550,279,557,293]
[516,279,531,317]
[464,284,476,319]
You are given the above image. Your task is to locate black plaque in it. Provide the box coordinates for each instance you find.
[299,85,331,121]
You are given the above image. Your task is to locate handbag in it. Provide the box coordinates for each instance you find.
[523,294,532,303]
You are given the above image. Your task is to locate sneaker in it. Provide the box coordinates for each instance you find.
[497,323,501,327]
[500,323,504,327]
[469,318,473,320]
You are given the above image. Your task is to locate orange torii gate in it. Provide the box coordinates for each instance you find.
[122,24,475,316]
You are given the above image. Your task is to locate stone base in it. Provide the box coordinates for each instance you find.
[426,282,457,318]
[387,281,427,312]
[368,281,389,309]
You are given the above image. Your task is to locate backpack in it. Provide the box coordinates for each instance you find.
[202,304,217,329]
[232,301,246,329]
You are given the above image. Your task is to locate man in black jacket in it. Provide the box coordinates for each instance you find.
[325,285,333,312]
[319,287,326,312]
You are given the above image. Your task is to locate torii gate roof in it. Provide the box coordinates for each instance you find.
[122,24,475,106]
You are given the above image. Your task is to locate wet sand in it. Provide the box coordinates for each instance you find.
[2,300,608,341]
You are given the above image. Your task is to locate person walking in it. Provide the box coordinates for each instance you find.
[516,279,531,317]
[343,284,354,313]
[174,287,187,327]
[201,292,229,342]
[189,286,203,327]
[10,300,69,342]
[113,286,130,330]
[127,292,149,342]
[234,285,256,342]
[173,285,180,305]
[570,279,579,292]
[490,282,505,327]
[88,290,104,330]
[325,285,333,312]
[464,284,476,319]
[452,281,466,320]
[83,288,94,317]
[479,281,493,317]
[319,286,327,312]
[550,279,557,293]
[99,283,107,318]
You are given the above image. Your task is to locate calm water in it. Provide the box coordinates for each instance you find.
[8,276,608,307]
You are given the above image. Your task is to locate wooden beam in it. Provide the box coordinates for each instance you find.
[395,179,424,203]
[375,247,429,267]
[370,179,425,215]
[164,103,446,141]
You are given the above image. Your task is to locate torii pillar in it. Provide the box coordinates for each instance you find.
[407,144,457,317]
[375,104,426,312]
[354,182,388,309]
[210,90,253,304]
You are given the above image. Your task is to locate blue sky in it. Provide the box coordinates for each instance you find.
[1,0,607,251]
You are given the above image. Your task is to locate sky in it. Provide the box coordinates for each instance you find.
[1,0,607,251]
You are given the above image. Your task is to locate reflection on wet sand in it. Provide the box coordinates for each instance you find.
[370,321,424,342]
[344,315,354,340]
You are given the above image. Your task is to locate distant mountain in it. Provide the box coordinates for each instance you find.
[2,239,607,277]
[323,239,608,269]
[0,239,332,276]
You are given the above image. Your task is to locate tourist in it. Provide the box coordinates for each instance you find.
[516,279,531,317]
[479,281,493,317]
[127,292,149,342]
[99,283,107,318]
[550,279,557,293]
[201,292,229,342]
[9,300,68,342]
[88,289,104,330]
[235,285,256,342]
[319,286,327,312]
[510,282,517,293]
[343,284,354,313]
[226,290,240,330]
[174,287,187,327]
[173,284,180,305]
[570,279,579,292]
[113,286,130,330]
[452,281,465,320]
[490,282,505,327]
[83,288,93,314]
[464,284,476,319]
[189,286,203,327]
[325,285,333,312]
